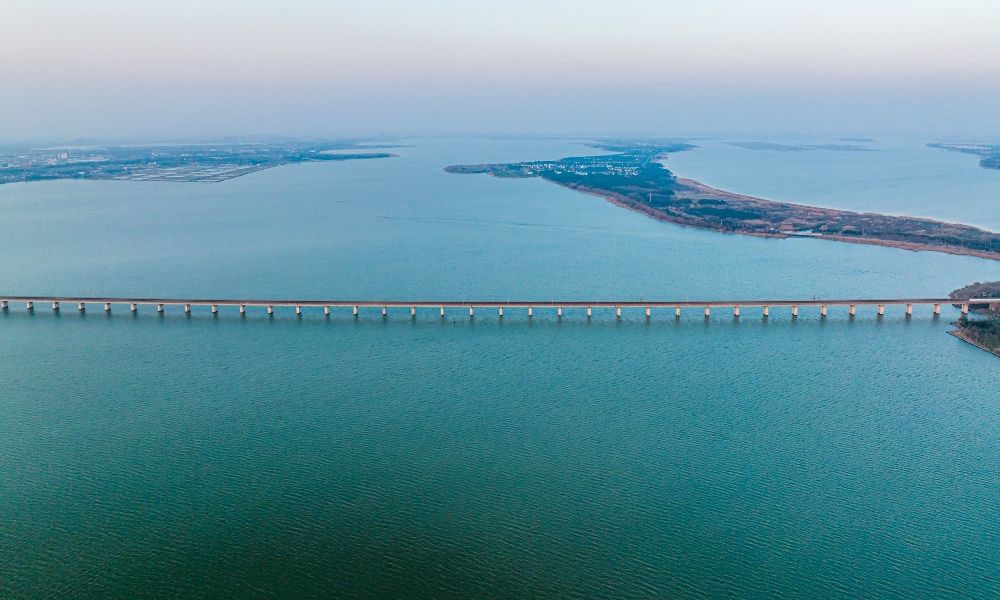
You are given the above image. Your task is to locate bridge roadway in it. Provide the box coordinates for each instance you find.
[1,295,997,318]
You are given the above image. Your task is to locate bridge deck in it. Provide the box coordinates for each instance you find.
[1,295,996,308]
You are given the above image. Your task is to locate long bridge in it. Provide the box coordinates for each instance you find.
[1,295,997,318]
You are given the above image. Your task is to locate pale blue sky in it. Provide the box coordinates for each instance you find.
[3,0,1000,141]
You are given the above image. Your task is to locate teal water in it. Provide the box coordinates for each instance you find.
[1,138,999,598]
[665,136,1000,230]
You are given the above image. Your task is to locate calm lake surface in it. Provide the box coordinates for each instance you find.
[1,138,998,598]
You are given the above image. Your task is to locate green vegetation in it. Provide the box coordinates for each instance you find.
[447,141,1000,259]
[954,318,1000,355]
[951,281,1000,313]
[950,281,1000,356]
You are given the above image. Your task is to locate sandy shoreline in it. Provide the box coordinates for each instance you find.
[555,176,1000,262]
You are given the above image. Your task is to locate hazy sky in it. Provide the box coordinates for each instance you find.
[3,0,1000,141]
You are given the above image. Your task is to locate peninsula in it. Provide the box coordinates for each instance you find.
[445,141,1000,260]
[0,139,397,185]
[929,142,1000,170]
[949,281,1000,356]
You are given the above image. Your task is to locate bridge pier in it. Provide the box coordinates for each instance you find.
[4,297,986,323]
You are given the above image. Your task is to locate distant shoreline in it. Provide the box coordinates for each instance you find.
[445,143,1000,262]
[672,177,1000,260]
[562,178,1000,260]
[0,141,398,185]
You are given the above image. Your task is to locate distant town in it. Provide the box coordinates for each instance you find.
[0,140,398,185]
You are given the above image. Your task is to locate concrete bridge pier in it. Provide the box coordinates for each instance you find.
[791,305,798,317]
[704,306,710,317]
[587,307,592,318]
[103,303,111,312]
[78,302,86,311]
[469,306,474,317]
[240,304,246,314]
[498,306,503,317]
[675,306,681,318]
[615,306,621,318]
[905,303,913,316]
[820,304,827,317]
[645,307,651,318]
[557,306,562,317]
[961,303,969,315]
[381,306,386,317]
[26,301,33,310]
[762,305,769,317]
[877,304,885,316]
[157,304,164,313]
[130,303,138,313]
[411,306,416,318]
[324,305,331,316]
[184,304,191,313]
[212,304,219,314]
[733,305,740,317]
[1,300,7,310]
[353,305,358,316]
[440,306,445,317]
[933,303,940,316]
[266,305,273,315]
[849,304,856,316]
[52,302,60,311]
[528,306,533,317]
